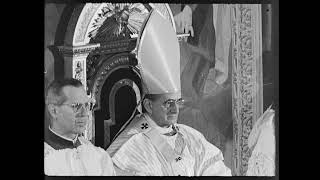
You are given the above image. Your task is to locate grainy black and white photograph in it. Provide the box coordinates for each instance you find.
[44,2,278,177]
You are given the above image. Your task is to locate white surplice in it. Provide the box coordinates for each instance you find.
[246,107,275,176]
[44,136,115,176]
[107,113,231,176]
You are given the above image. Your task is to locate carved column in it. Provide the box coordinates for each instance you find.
[231,4,263,175]
[58,43,100,141]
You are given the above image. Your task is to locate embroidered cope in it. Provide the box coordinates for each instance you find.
[107,113,231,176]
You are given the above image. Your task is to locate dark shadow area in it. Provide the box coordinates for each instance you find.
[111,86,137,143]
[48,45,65,80]
[53,4,79,46]
[94,67,141,149]
[262,3,275,111]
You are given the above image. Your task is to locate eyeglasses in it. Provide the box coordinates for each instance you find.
[48,101,95,113]
[161,98,185,110]
[60,102,94,113]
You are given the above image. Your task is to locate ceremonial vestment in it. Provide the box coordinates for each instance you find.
[44,127,115,176]
[107,114,231,176]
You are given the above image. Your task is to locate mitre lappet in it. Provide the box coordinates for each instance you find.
[136,9,181,95]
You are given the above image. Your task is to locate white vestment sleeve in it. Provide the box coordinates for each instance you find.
[247,108,275,176]
[201,160,232,176]
[179,125,231,176]
[198,136,231,176]
[78,137,116,176]
[112,133,165,176]
[96,148,116,176]
[182,127,231,176]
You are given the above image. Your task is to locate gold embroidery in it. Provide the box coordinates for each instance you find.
[174,133,186,155]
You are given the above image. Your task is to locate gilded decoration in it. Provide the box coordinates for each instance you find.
[88,3,149,42]
[84,3,175,43]
[231,4,262,175]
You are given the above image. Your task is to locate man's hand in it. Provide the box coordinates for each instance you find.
[174,5,194,37]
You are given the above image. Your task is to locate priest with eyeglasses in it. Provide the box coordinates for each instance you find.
[107,9,231,176]
[44,78,116,176]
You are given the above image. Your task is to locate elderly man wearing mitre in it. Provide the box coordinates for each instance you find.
[106,10,231,176]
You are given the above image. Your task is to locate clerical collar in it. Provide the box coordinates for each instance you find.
[144,114,177,135]
[48,126,78,144]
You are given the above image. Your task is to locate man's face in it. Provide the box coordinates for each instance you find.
[55,86,90,137]
[150,92,182,127]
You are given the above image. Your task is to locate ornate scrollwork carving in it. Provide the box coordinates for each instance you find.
[232,4,262,175]
[86,54,103,93]
[58,44,100,57]
[90,39,137,55]
[86,54,101,79]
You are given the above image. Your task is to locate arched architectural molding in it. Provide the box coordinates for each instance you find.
[108,78,142,126]
[90,52,140,111]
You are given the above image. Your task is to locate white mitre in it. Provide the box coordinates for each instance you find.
[136,9,181,95]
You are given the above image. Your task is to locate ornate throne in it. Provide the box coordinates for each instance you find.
[58,3,178,149]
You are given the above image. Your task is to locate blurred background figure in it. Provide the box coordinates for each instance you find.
[170,4,233,169]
